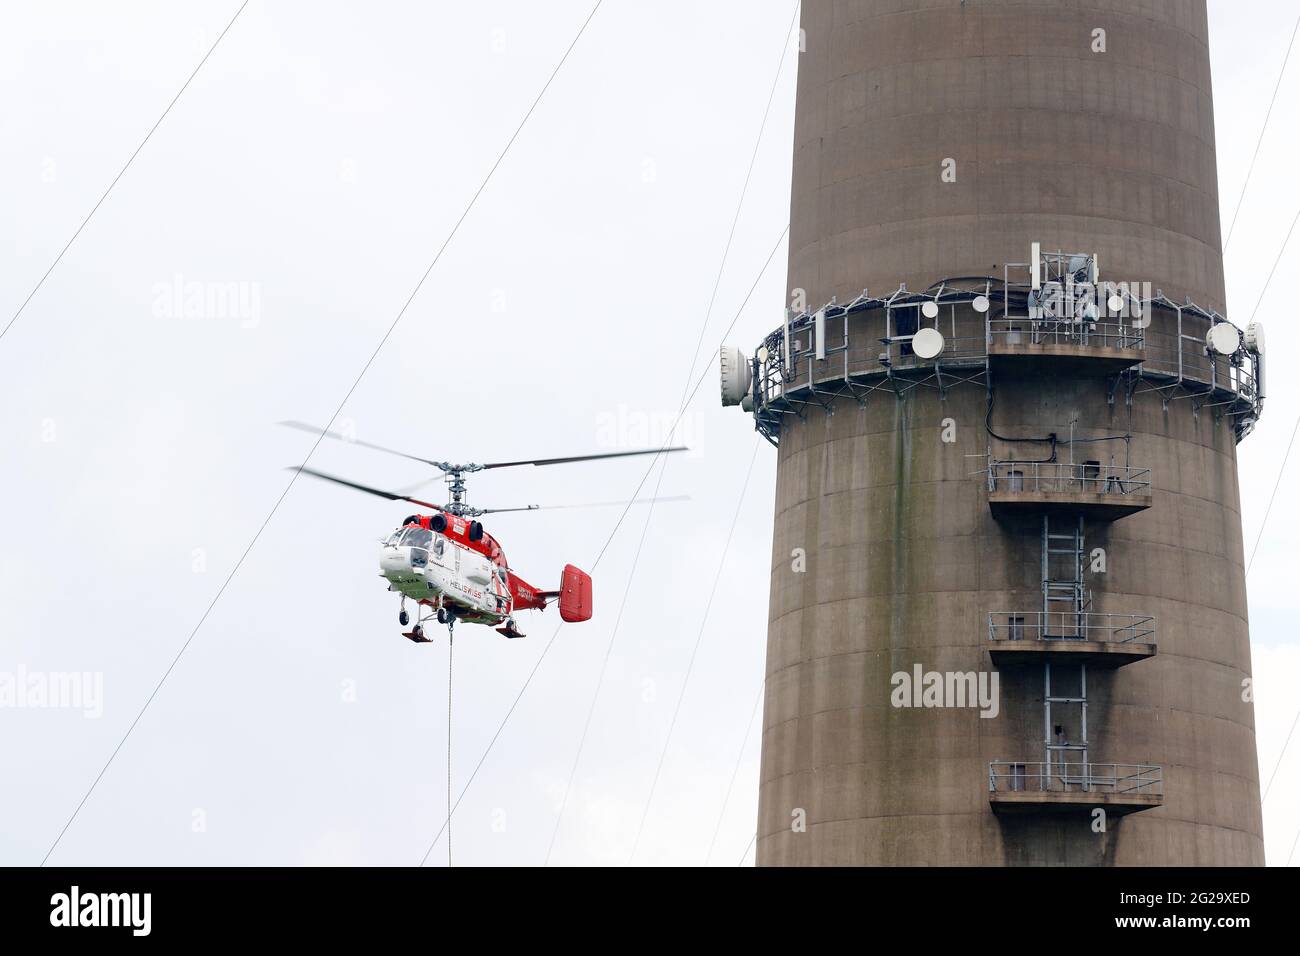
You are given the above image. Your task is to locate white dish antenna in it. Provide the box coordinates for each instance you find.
[1106,293,1125,313]
[921,300,939,319]
[912,327,945,360]
[972,295,989,313]
[1244,321,1265,353]
[719,345,752,406]
[1206,323,1241,357]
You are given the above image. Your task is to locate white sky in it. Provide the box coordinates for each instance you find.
[1,0,1296,867]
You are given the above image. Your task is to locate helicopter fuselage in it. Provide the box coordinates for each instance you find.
[282,421,668,639]
[379,512,549,627]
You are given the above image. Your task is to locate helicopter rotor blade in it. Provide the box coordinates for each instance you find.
[476,494,690,514]
[280,422,688,474]
[290,465,446,512]
[392,476,443,496]
[278,420,446,469]
[479,447,689,470]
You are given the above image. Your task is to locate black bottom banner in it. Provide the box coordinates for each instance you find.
[0,865,1283,942]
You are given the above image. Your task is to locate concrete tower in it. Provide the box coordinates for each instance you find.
[722,0,1265,865]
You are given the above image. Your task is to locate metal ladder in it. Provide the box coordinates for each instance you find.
[1041,514,1090,786]
[1041,514,1089,638]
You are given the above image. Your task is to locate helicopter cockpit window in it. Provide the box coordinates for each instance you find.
[384,530,403,546]
[432,535,445,557]
[401,527,433,551]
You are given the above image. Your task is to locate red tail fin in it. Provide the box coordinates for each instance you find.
[558,564,592,623]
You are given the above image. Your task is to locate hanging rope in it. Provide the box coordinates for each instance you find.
[446,627,454,868]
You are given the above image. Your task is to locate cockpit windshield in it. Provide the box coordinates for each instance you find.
[401,527,433,550]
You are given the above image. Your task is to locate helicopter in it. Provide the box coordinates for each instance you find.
[280,421,686,642]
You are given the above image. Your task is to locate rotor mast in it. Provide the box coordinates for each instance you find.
[437,462,485,517]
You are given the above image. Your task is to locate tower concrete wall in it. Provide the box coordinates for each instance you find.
[756,0,1264,866]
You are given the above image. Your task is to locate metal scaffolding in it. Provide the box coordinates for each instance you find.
[744,253,1263,446]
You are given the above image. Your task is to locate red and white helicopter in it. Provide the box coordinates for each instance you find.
[281,421,685,643]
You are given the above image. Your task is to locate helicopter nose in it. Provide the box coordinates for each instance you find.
[380,546,412,577]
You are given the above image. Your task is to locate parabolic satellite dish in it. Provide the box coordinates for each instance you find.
[719,345,752,405]
[912,327,945,360]
[1244,322,1264,354]
[921,300,939,319]
[1206,323,1241,356]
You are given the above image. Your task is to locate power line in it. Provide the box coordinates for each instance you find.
[446,632,454,868]
[1222,11,1300,253]
[586,0,796,572]
[1246,413,1299,576]
[417,220,789,866]
[1239,206,1300,817]
[1262,706,1300,802]
[738,832,756,866]
[1245,207,1300,329]
[705,678,764,865]
[419,620,565,866]
[671,0,801,396]
[40,0,604,866]
[588,221,788,573]
[542,4,797,864]
[542,454,668,865]
[1237,205,1297,574]
[2,0,250,345]
[629,440,761,863]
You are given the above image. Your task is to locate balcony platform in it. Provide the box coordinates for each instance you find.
[986,462,1152,520]
[987,612,1155,667]
[988,341,1144,375]
[989,790,1163,816]
[988,489,1151,520]
[988,762,1162,816]
[988,639,1155,668]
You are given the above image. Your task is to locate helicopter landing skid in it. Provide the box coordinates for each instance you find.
[495,618,526,639]
[402,602,442,643]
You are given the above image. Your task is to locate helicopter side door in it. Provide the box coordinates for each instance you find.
[491,564,511,616]
[440,539,483,612]
[425,532,453,592]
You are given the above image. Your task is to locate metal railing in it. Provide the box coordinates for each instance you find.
[987,460,1151,497]
[1139,336,1260,404]
[988,317,1144,351]
[744,286,1263,445]
[878,334,988,370]
[988,761,1162,796]
[988,611,1155,644]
